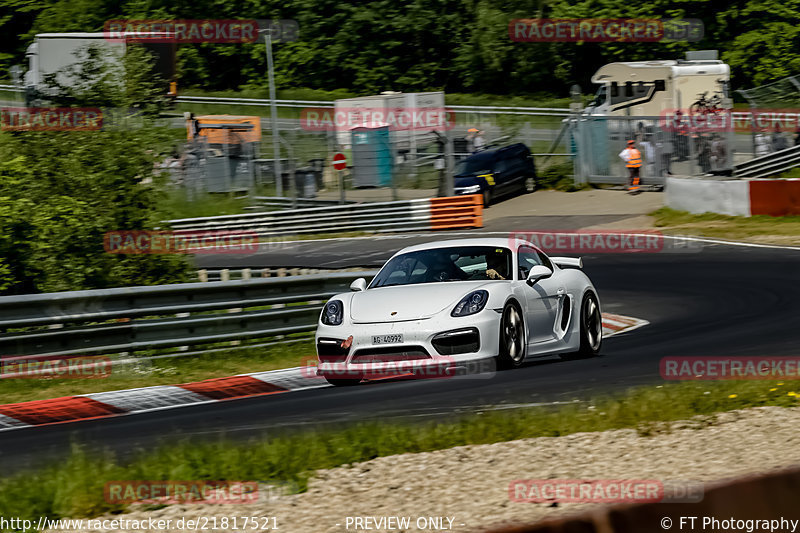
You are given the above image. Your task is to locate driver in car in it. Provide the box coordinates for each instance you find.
[485,250,508,280]
[425,254,467,282]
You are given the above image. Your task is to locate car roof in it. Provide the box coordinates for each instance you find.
[460,143,529,164]
[394,238,536,256]
[461,150,496,164]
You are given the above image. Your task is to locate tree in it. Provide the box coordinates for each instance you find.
[0,45,190,294]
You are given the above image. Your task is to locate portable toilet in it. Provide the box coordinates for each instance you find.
[350,126,392,188]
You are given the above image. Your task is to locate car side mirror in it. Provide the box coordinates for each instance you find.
[526,265,553,285]
[350,278,367,292]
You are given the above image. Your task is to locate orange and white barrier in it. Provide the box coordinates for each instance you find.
[666,177,800,217]
[429,194,483,230]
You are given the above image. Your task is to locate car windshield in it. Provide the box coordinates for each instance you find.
[454,157,493,175]
[370,246,513,288]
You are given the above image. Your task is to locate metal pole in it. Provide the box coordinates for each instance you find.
[264,31,282,196]
[338,169,345,204]
[444,129,455,197]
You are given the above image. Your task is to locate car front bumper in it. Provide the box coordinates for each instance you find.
[315,311,501,379]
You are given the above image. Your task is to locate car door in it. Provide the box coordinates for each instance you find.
[517,246,562,344]
[492,158,513,195]
[505,146,528,188]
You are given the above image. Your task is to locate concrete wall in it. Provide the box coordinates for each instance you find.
[666,177,800,217]
[666,177,750,216]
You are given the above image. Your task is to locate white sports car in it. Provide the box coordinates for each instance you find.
[315,238,602,386]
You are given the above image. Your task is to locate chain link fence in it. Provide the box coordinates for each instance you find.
[166,107,574,204]
[572,115,735,186]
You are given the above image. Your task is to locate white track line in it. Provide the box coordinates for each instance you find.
[271,232,800,251]
[0,413,30,429]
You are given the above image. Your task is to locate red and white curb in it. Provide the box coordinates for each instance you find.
[602,313,649,337]
[0,313,646,432]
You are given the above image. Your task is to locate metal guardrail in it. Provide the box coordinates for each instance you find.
[176,95,335,108]
[0,272,377,359]
[168,198,434,237]
[175,94,570,115]
[196,267,371,282]
[0,87,570,117]
[167,195,483,238]
[246,196,356,209]
[2,86,571,114]
[735,144,800,179]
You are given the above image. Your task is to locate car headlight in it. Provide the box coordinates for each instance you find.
[321,300,344,325]
[451,290,489,317]
[459,184,481,194]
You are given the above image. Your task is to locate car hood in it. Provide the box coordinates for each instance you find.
[349,282,494,323]
[454,175,482,185]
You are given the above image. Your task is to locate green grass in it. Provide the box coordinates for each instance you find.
[651,207,800,246]
[158,190,256,219]
[1,378,799,524]
[0,339,316,405]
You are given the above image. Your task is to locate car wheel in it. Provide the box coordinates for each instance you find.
[576,292,602,356]
[524,176,536,193]
[497,302,525,369]
[324,377,361,386]
[482,189,492,207]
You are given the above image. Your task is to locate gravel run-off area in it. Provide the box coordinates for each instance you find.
[47,405,800,533]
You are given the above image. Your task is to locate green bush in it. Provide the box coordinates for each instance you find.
[536,161,584,191]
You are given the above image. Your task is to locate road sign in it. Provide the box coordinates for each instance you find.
[332,152,347,171]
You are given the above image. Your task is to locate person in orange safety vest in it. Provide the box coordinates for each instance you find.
[619,140,642,194]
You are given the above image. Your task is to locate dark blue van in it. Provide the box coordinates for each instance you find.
[453,143,537,206]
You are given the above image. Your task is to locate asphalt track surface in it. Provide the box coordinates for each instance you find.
[2,231,799,473]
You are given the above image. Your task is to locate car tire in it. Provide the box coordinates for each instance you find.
[482,189,492,207]
[324,377,361,387]
[576,291,602,357]
[497,301,526,369]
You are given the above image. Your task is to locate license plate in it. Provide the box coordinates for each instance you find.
[372,334,403,345]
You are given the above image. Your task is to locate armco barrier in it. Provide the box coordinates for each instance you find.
[735,144,800,179]
[166,195,483,238]
[488,467,800,533]
[666,177,800,217]
[0,272,376,360]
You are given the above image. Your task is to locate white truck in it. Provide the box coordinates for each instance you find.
[571,52,733,182]
[585,53,731,117]
[23,33,175,104]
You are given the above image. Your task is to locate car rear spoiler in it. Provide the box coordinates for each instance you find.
[551,256,583,269]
